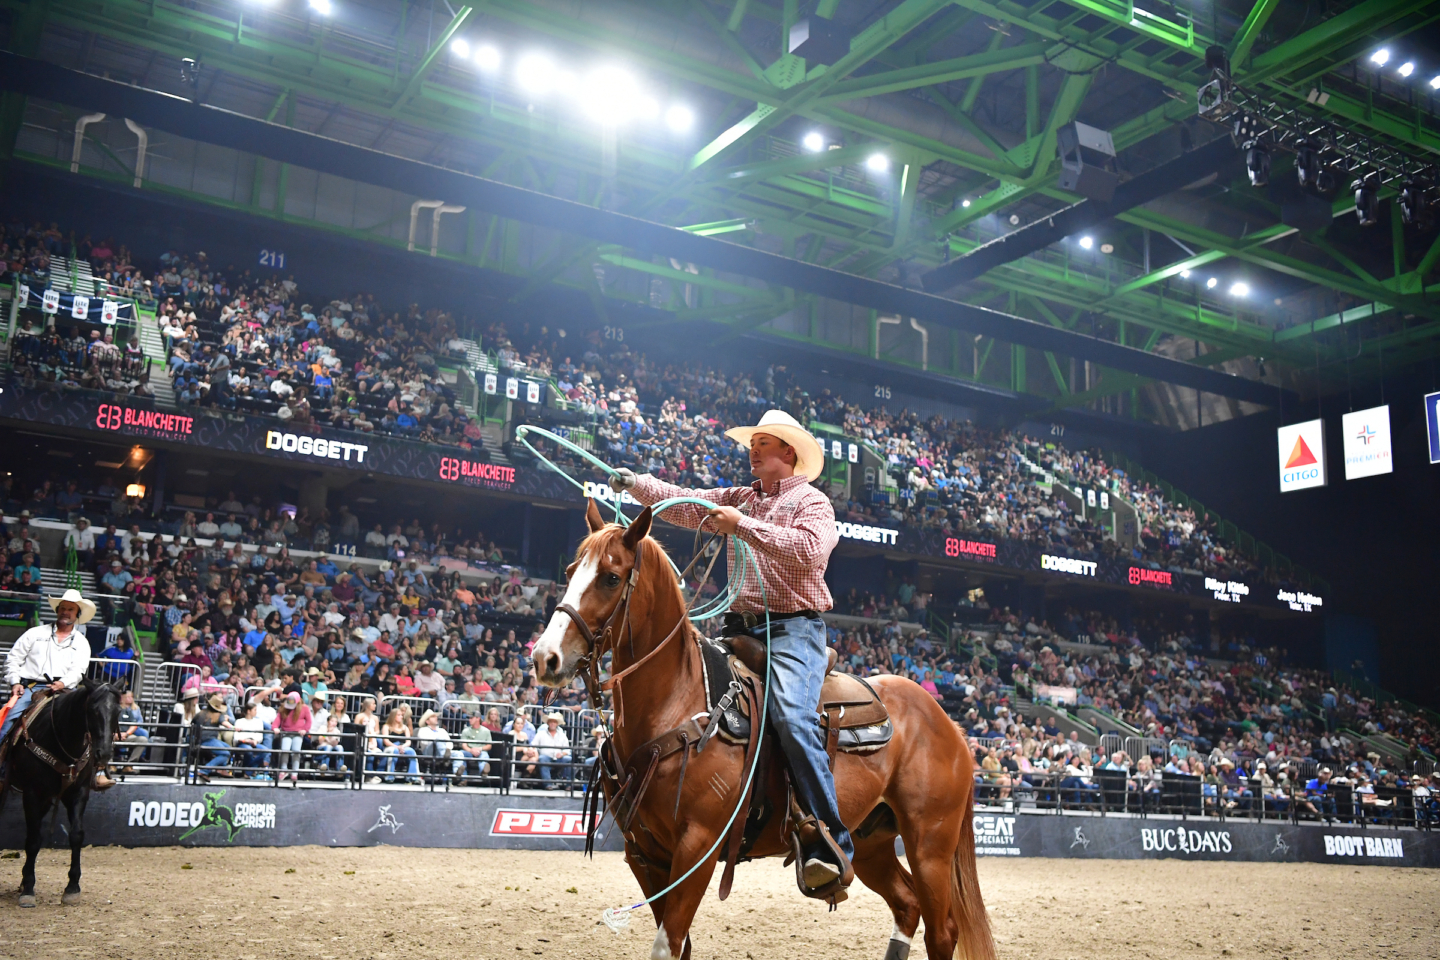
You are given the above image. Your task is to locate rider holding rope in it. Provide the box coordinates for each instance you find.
[611,409,853,898]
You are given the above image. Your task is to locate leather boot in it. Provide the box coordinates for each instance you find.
[93,769,117,790]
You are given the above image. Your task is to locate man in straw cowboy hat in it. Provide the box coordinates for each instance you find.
[1,588,115,787]
[611,408,854,897]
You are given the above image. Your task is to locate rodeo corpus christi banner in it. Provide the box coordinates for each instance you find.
[0,784,623,851]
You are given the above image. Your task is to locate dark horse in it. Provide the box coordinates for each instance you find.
[0,679,120,907]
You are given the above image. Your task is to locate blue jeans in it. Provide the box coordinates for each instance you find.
[385,745,418,780]
[735,615,854,861]
[199,737,231,769]
[0,685,36,744]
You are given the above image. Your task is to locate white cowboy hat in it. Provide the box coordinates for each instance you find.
[723,409,825,482]
[48,588,97,624]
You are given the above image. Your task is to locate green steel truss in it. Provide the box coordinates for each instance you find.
[9,0,1440,416]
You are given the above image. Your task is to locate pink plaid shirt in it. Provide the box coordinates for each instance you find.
[630,473,837,615]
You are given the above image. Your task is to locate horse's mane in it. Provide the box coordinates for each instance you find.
[581,524,699,643]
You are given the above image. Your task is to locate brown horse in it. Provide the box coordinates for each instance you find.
[533,501,993,960]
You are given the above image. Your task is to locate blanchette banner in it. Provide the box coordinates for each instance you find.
[2,786,1434,867]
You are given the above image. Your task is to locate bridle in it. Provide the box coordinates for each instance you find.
[551,525,722,726]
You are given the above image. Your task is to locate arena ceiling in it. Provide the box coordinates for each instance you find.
[3,0,1439,424]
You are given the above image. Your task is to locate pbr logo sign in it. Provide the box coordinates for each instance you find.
[489,809,595,837]
[972,814,1022,856]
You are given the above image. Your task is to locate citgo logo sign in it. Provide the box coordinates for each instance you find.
[1276,419,1326,492]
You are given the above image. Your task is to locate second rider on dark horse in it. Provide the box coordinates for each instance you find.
[1,587,120,907]
[609,408,854,900]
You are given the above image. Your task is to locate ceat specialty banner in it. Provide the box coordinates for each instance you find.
[1340,404,1393,480]
[1277,419,1326,492]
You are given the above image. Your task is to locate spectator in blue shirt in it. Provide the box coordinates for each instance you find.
[101,559,134,594]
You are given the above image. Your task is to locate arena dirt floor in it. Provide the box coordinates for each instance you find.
[0,847,1436,959]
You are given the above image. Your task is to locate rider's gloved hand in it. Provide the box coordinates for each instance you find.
[609,468,638,492]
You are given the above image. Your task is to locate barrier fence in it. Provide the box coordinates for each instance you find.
[115,706,606,799]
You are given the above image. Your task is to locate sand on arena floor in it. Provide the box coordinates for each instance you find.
[0,846,1435,959]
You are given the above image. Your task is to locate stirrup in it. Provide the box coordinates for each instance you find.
[788,821,853,906]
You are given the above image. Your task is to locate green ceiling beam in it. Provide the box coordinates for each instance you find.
[687,0,954,171]
[817,41,1049,101]
[1230,0,1282,69]
[390,5,473,109]
[706,144,876,185]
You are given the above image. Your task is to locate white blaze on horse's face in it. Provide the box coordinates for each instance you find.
[533,550,600,686]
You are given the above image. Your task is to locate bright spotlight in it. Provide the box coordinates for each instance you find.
[1206,276,1218,289]
[961,199,972,208]
[579,65,642,123]
[1370,48,1390,66]
[865,153,889,173]
[308,0,332,14]
[802,131,825,152]
[1078,236,1094,250]
[1399,61,1415,77]
[1180,269,1192,279]
[475,45,502,72]
[553,70,580,96]
[665,105,695,132]
[1099,242,1114,254]
[1229,282,1250,297]
[516,53,556,95]
[1431,75,1440,89]
[451,38,470,59]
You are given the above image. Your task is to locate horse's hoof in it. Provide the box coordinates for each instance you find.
[62,890,81,905]
[18,894,35,908]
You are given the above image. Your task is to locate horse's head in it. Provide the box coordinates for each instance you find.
[82,678,122,768]
[533,499,653,687]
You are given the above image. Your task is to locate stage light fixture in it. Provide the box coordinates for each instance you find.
[1400,181,1435,229]
[1180,269,1192,279]
[802,132,825,152]
[1370,49,1390,66]
[1316,164,1338,197]
[665,105,694,132]
[961,199,971,208]
[1229,282,1249,297]
[126,484,146,499]
[516,53,556,95]
[865,153,889,173]
[1399,62,1415,78]
[1100,243,1114,254]
[1206,277,1218,289]
[475,45,502,72]
[1353,173,1381,226]
[1078,236,1094,250]
[1245,142,1270,187]
[451,38,470,59]
[1432,75,1440,90]
[1294,140,1320,190]
[309,0,332,14]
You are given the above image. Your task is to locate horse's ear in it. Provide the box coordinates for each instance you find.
[622,507,652,550]
[585,498,605,533]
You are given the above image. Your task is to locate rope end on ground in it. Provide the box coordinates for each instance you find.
[601,906,632,933]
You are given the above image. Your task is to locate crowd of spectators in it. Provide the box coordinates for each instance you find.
[2,222,1283,583]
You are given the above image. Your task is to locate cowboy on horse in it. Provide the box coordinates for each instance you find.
[609,409,854,899]
[1,588,116,790]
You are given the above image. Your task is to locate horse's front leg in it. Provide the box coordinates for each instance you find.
[649,828,721,960]
[19,788,46,907]
[62,788,86,904]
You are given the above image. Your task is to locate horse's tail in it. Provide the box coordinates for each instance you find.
[948,792,995,960]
